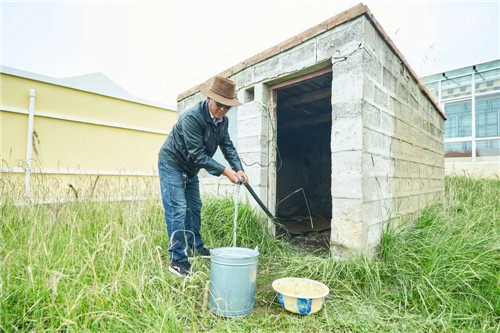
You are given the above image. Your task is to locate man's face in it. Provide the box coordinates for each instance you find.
[208,98,232,119]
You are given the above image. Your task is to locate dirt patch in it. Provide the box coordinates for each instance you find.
[289,230,330,255]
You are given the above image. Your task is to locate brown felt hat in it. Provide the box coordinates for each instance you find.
[199,76,242,106]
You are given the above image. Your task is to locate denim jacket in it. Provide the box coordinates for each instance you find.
[158,100,243,178]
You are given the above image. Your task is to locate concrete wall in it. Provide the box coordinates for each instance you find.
[346,18,445,256]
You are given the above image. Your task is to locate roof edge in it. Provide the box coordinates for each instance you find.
[364,11,445,119]
[177,3,368,102]
[177,3,445,120]
[1,66,177,111]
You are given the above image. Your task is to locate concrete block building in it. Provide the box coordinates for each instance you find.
[177,4,446,258]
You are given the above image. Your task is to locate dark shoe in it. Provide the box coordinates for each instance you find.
[169,260,192,277]
[197,247,211,258]
[186,247,211,259]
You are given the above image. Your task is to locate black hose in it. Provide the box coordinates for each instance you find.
[243,183,277,221]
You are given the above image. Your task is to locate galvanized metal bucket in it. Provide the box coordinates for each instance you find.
[209,247,259,317]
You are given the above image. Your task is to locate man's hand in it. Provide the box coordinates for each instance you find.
[236,170,249,185]
[223,168,240,184]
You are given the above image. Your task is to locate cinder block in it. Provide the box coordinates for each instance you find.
[396,119,409,138]
[395,159,409,177]
[396,196,410,213]
[420,178,429,191]
[363,153,393,176]
[331,173,363,199]
[365,222,384,248]
[236,89,245,103]
[390,139,401,159]
[244,165,267,185]
[282,40,316,73]
[239,151,267,167]
[408,161,419,178]
[419,164,428,178]
[399,104,414,124]
[412,146,423,162]
[389,96,402,117]
[363,54,382,83]
[182,93,205,112]
[363,102,380,128]
[233,68,253,88]
[383,67,397,93]
[374,85,388,109]
[382,48,397,75]
[380,111,396,135]
[332,198,363,222]
[238,134,264,153]
[401,177,412,194]
[331,117,363,152]
[363,128,390,156]
[413,112,423,130]
[396,82,409,104]
[332,100,363,120]
[254,57,281,82]
[411,178,420,191]
[332,151,362,174]
[363,16,380,53]
[363,199,388,225]
[363,77,374,101]
[410,94,420,111]
[238,116,262,137]
[330,218,364,249]
[332,72,363,104]
[316,18,363,62]
[400,141,412,159]
[363,175,392,201]
[254,83,270,104]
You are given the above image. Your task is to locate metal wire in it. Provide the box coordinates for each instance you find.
[239,101,283,172]
[275,188,313,229]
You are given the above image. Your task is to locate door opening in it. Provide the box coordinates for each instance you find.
[271,68,332,254]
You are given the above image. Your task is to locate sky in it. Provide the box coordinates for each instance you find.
[1,0,499,108]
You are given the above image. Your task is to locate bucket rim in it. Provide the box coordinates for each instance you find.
[272,277,330,299]
[211,247,259,257]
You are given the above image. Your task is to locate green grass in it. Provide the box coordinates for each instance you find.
[1,177,499,332]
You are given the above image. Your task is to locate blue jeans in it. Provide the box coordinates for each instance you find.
[158,161,204,262]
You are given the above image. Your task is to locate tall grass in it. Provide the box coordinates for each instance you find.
[1,177,499,332]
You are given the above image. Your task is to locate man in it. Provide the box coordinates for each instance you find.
[158,76,248,277]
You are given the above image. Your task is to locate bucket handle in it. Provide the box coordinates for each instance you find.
[168,229,196,253]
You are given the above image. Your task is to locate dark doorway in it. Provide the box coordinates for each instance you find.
[271,68,332,253]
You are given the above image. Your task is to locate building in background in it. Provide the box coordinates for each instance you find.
[421,59,500,177]
[0,66,177,201]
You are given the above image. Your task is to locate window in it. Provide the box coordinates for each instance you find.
[476,139,500,159]
[445,141,472,161]
[444,100,472,138]
[422,64,500,164]
[441,75,471,100]
[475,94,499,138]
[475,69,500,94]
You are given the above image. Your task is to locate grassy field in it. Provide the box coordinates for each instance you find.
[1,177,499,332]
